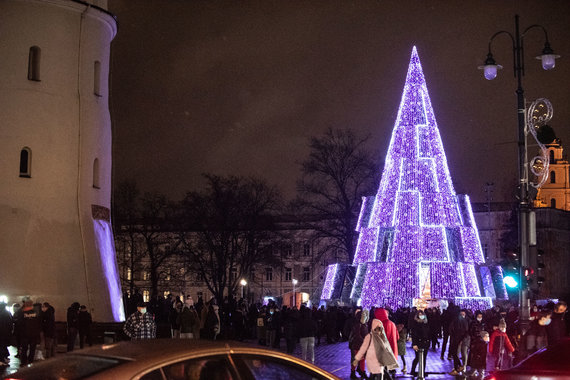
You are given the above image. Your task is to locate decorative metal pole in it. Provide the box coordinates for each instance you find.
[479,14,559,329]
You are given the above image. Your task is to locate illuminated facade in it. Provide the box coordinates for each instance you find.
[321,47,507,310]
[534,139,570,211]
[0,0,124,322]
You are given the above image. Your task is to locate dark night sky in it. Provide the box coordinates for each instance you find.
[108,0,570,204]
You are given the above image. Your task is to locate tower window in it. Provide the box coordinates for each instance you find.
[19,147,32,178]
[551,198,557,208]
[550,150,555,163]
[93,158,100,188]
[550,170,556,184]
[94,61,102,96]
[28,46,41,81]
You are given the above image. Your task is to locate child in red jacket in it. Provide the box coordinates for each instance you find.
[489,319,515,370]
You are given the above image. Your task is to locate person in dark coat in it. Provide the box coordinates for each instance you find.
[396,323,408,375]
[40,302,56,359]
[78,305,93,349]
[282,307,298,353]
[410,309,430,377]
[349,309,369,379]
[468,310,487,373]
[440,303,455,360]
[523,311,552,357]
[66,302,80,352]
[427,307,441,350]
[297,306,318,364]
[20,298,41,365]
[0,302,13,366]
[448,309,469,375]
[170,301,183,339]
[547,301,567,346]
[468,330,489,377]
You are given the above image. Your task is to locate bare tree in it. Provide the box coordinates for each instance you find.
[113,180,178,296]
[113,180,144,296]
[296,128,379,263]
[178,174,281,302]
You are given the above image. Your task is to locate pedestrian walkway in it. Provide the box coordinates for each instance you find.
[270,338,495,379]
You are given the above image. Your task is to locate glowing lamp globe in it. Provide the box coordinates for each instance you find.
[503,276,518,288]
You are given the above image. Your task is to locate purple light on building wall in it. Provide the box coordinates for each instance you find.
[94,220,125,322]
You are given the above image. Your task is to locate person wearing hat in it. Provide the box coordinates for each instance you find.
[123,302,156,340]
[489,318,514,370]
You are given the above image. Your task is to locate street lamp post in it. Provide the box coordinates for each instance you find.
[479,15,559,328]
[292,279,298,308]
[240,279,247,299]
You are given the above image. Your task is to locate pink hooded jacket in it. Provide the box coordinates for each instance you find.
[374,308,399,357]
[354,319,384,374]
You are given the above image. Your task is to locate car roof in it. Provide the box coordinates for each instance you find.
[73,339,340,380]
[76,339,239,361]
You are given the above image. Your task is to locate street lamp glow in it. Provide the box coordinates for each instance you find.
[292,279,298,286]
[240,279,247,286]
[0,295,7,304]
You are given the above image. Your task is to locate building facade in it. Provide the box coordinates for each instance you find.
[0,0,123,322]
[534,139,570,211]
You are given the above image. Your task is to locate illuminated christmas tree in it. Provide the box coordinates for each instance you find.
[320,47,507,310]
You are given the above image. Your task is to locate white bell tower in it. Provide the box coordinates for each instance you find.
[0,0,124,322]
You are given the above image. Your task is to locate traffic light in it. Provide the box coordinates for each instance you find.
[522,266,535,288]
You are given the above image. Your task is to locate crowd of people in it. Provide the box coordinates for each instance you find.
[0,298,93,367]
[122,292,568,379]
[1,292,568,378]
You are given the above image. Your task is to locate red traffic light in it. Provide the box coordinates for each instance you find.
[524,266,534,277]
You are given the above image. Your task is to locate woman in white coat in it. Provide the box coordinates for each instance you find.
[354,318,385,380]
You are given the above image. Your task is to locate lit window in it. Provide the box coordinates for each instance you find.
[92,158,100,188]
[28,46,41,81]
[19,147,32,178]
[127,268,132,280]
[143,290,150,302]
[94,61,102,96]
[142,271,149,281]
[166,268,171,281]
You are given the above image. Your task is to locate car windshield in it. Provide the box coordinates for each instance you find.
[3,355,125,380]
[516,339,570,372]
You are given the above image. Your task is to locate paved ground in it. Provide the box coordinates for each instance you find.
[276,339,475,379]
[1,339,494,379]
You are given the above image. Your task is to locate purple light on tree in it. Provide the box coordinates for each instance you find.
[320,47,507,309]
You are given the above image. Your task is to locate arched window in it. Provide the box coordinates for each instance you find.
[550,170,556,184]
[19,147,32,178]
[94,61,101,96]
[28,46,41,81]
[93,158,100,188]
[551,198,557,208]
[550,150,555,163]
